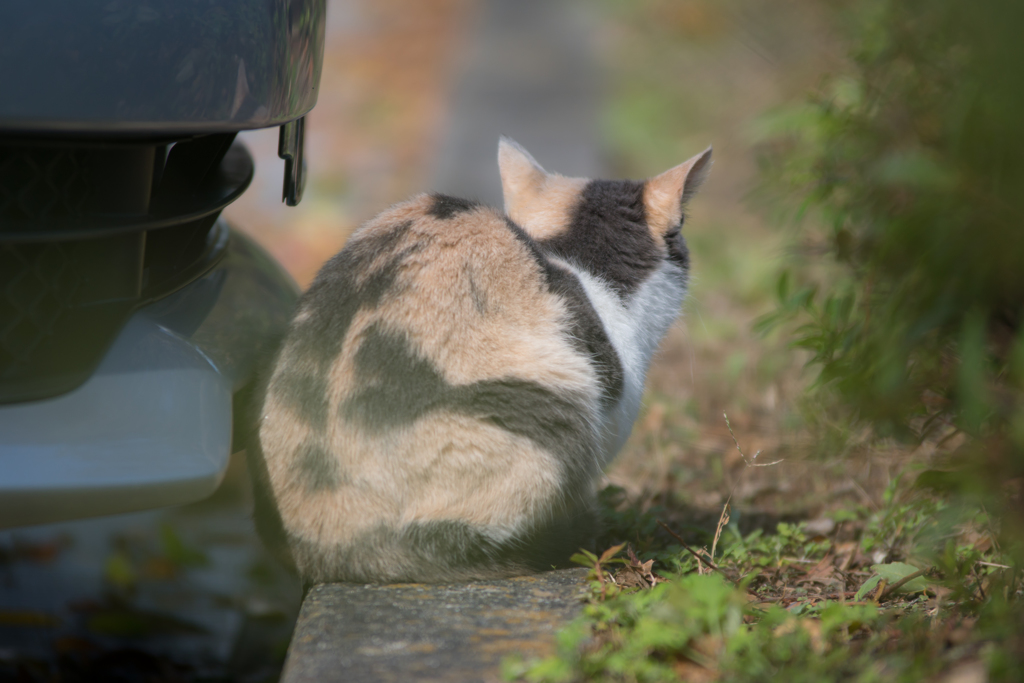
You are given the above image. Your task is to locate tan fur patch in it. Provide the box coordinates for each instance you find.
[379,207,595,393]
[276,413,562,545]
[498,139,546,212]
[316,201,598,400]
[643,175,684,237]
[498,138,587,241]
[644,147,713,235]
[507,174,587,242]
[395,413,562,530]
[259,390,314,490]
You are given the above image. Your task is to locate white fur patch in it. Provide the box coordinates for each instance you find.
[560,259,687,465]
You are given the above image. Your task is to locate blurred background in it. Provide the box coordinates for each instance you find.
[12,0,1018,680]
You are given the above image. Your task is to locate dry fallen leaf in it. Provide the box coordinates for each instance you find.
[614,546,665,589]
[614,565,650,590]
[673,658,719,683]
[774,618,825,654]
[798,553,840,587]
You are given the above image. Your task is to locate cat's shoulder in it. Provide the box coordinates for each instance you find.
[306,193,551,295]
[348,192,510,246]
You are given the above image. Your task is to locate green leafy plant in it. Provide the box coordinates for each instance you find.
[752,0,1024,537]
[507,466,1018,682]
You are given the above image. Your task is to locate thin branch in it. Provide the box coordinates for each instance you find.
[848,477,879,510]
[879,568,929,601]
[873,578,889,603]
[753,591,861,605]
[710,501,731,562]
[657,520,728,578]
[724,413,784,467]
[971,566,987,601]
[594,560,609,600]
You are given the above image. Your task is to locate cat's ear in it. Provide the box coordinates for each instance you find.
[499,137,548,215]
[644,146,713,234]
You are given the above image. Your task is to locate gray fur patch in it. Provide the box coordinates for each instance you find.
[542,179,660,297]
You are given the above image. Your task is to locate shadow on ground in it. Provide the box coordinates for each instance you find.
[0,453,300,683]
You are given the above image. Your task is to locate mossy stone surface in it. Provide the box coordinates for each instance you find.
[282,568,587,683]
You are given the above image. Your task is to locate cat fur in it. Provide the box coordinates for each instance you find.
[250,138,711,584]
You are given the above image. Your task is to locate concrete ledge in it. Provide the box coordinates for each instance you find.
[282,568,588,683]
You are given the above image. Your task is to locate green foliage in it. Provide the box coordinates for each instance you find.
[507,565,986,683]
[855,478,945,557]
[597,485,671,556]
[505,574,747,683]
[103,551,138,592]
[854,563,929,601]
[720,521,830,573]
[159,523,209,568]
[508,471,1021,682]
[753,0,1024,513]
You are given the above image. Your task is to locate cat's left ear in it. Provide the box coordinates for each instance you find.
[644,146,713,235]
[498,136,548,216]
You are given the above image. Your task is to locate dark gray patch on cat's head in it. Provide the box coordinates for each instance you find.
[542,179,661,298]
[664,220,690,279]
[295,440,343,492]
[427,194,479,220]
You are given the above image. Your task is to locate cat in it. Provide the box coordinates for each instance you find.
[249,137,711,584]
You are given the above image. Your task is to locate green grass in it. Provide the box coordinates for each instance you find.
[504,481,1022,682]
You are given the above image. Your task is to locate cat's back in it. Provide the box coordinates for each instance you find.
[256,193,602,582]
[284,192,597,395]
[252,138,711,584]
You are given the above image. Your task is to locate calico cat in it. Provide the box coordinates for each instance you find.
[250,137,711,584]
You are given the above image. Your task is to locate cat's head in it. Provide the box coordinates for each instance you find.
[497,137,711,296]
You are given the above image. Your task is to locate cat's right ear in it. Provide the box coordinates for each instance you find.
[644,146,713,235]
[498,137,548,216]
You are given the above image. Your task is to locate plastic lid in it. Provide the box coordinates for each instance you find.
[0,0,325,135]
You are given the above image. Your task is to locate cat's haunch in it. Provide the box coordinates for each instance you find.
[250,138,711,584]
